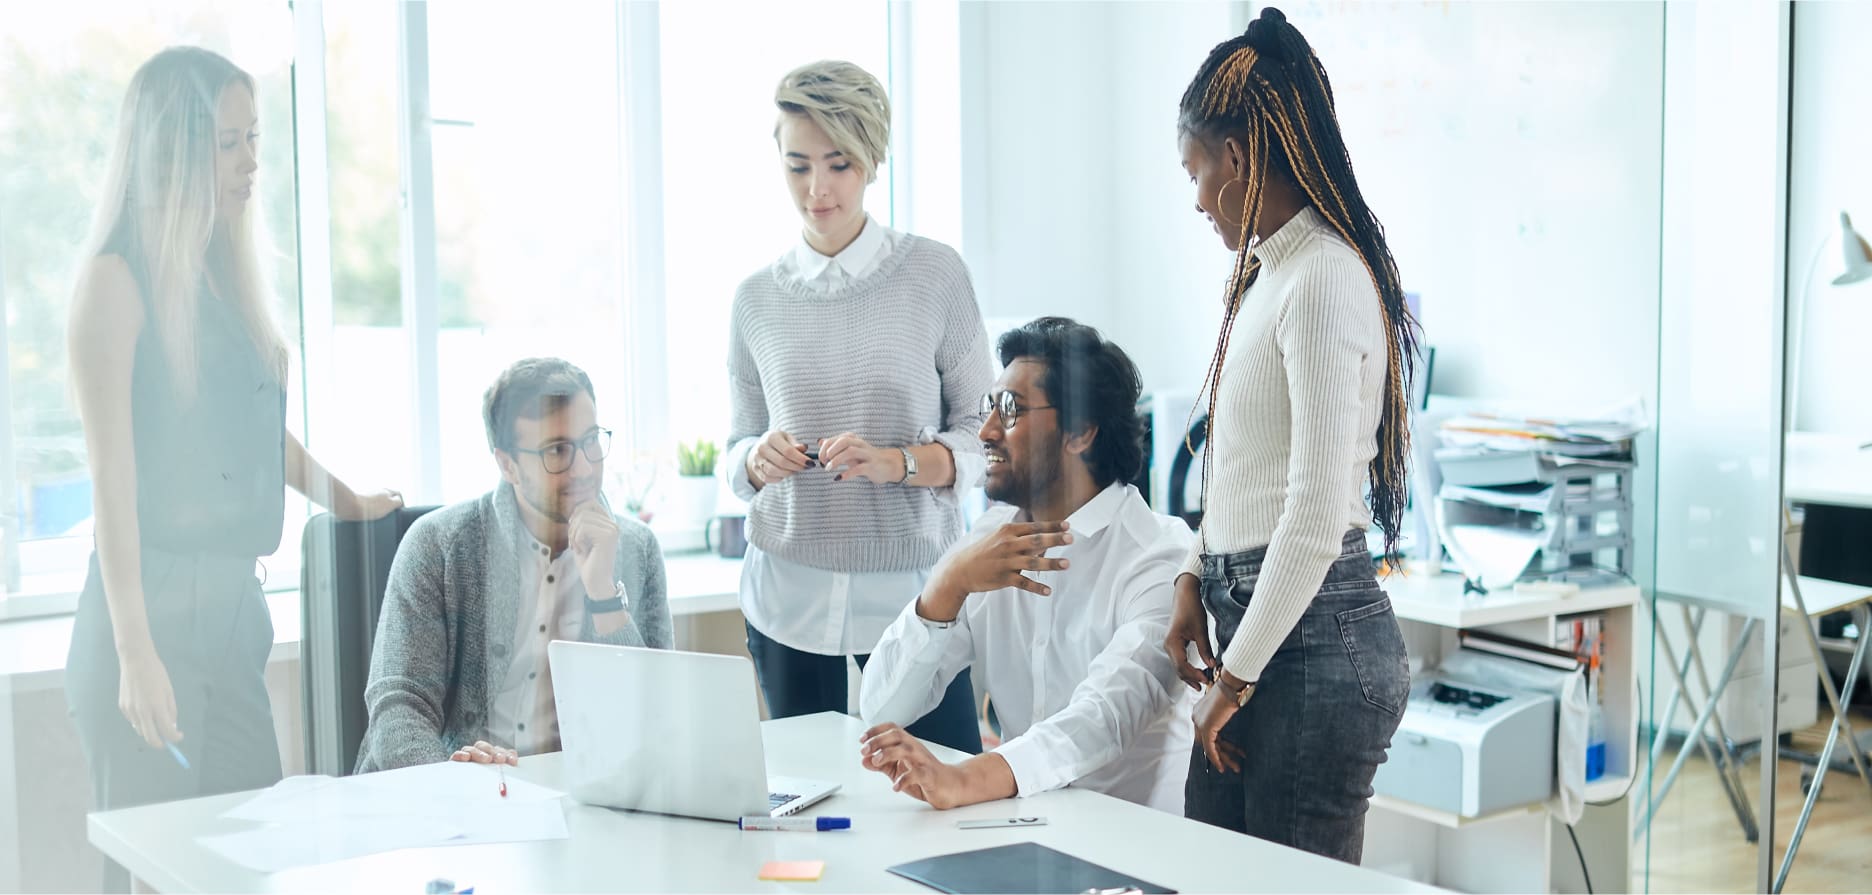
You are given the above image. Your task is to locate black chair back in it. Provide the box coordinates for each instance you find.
[299,506,437,775]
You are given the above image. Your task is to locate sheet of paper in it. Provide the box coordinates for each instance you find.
[447,798,570,846]
[1444,524,1545,590]
[199,814,464,873]
[224,763,563,825]
[207,763,571,871]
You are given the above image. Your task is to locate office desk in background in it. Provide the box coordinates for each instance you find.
[1785,431,1872,509]
[88,712,1439,894]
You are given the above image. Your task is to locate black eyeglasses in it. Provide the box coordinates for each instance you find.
[513,428,611,474]
[981,391,1056,430]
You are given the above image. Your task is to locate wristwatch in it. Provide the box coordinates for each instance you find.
[1218,671,1256,707]
[898,446,918,483]
[586,580,628,615]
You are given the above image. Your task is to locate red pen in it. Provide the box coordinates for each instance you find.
[498,764,508,798]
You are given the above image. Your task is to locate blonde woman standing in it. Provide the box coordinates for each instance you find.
[66,47,398,886]
[725,60,992,753]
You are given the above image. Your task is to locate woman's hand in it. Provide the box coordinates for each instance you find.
[1192,676,1248,775]
[818,432,904,484]
[747,430,812,490]
[116,636,182,750]
[1164,573,1217,692]
[336,488,403,521]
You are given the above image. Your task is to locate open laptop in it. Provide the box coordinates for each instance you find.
[547,641,839,821]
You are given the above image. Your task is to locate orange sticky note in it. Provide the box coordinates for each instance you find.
[758,860,826,882]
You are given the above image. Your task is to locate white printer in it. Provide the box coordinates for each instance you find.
[1372,672,1556,817]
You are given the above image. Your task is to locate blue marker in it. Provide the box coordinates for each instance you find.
[164,741,189,769]
[738,816,850,831]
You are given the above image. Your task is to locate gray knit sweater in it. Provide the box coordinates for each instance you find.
[354,483,671,772]
[727,234,993,573]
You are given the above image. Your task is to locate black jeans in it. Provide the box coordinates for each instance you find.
[745,621,983,755]
[1184,530,1409,864]
[66,549,283,891]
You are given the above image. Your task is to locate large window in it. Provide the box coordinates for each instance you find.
[0,2,301,608]
[0,1,909,612]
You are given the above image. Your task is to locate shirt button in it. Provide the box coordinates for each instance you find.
[518,723,526,732]
[547,575,554,583]
[529,672,537,680]
[539,624,547,633]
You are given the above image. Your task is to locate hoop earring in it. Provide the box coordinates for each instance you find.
[1214,177,1250,228]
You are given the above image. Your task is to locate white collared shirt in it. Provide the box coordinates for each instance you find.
[726,215,985,657]
[489,536,586,756]
[859,483,1197,813]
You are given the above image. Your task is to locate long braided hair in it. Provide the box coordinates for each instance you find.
[1179,7,1419,562]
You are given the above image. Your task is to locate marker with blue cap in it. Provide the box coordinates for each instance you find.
[738,816,850,832]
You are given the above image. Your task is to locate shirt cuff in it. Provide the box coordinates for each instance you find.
[992,734,1058,798]
[931,428,985,492]
[724,437,759,502]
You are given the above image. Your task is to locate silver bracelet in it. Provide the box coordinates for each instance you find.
[898,446,917,484]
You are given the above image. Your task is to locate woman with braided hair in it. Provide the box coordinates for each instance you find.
[1159,8,1417,861]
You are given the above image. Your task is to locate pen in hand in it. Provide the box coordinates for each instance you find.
[164,741,189,770]
[498,764,507,798]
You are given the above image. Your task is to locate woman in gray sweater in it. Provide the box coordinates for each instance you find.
[724,60,993,754]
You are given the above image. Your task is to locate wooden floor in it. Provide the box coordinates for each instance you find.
[1637,705,1872,893]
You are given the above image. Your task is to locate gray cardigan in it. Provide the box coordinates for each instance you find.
[354,483,672,772]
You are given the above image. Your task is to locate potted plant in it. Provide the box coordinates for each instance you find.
[672,438,721,530]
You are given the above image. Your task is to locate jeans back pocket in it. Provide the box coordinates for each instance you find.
[1336,597,1410,715]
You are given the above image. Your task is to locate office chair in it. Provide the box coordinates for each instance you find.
[298,505,437,776]
[1167,415,1206,531]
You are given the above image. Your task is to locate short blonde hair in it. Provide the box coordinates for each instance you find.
[774,60,891,184]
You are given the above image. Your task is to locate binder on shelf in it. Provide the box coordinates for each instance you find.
[1458,628,1582,672]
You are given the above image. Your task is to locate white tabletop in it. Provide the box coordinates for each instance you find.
[89,712,1438,894]
[1786,431,1872,509]
[1784,575,1872,617]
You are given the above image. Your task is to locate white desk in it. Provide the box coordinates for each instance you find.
[1786,431,1872,509]
[88,712,1437,894]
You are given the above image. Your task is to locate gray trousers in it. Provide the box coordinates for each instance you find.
[1185,530,1410,864]
[66,548,283,890]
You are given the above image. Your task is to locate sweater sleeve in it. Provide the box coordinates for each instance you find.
[726,284,769,502]
[928,247,994,489]
[1218,257,1378,684]
[356,518,456,772]
[591,520,672,650]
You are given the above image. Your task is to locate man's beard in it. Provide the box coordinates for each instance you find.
[984,448,1060,510]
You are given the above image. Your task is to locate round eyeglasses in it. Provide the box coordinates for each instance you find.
[981,391,1056,430]
[513,428,612,474]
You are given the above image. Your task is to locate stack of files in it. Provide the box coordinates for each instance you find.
[1436,447,1636,488]
[1438,404,1646,461]
[198,761,569,873]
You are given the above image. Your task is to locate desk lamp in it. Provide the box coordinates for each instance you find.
[1789,211,1872,440]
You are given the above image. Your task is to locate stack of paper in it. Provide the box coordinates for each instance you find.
[200,761,569,873]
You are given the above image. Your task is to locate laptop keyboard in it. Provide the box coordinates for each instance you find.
[768,792,799,810]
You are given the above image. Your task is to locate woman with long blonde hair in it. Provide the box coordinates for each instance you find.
[65,47,398,886]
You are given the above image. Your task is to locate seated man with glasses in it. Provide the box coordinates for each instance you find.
[356,357,671,772]
[858,317,1195,813]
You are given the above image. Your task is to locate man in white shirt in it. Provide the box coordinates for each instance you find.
[859,318,1196,813]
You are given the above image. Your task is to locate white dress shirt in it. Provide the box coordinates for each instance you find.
[725,215,986,656]
[489,535,587,755]
[860,483,1197,813]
